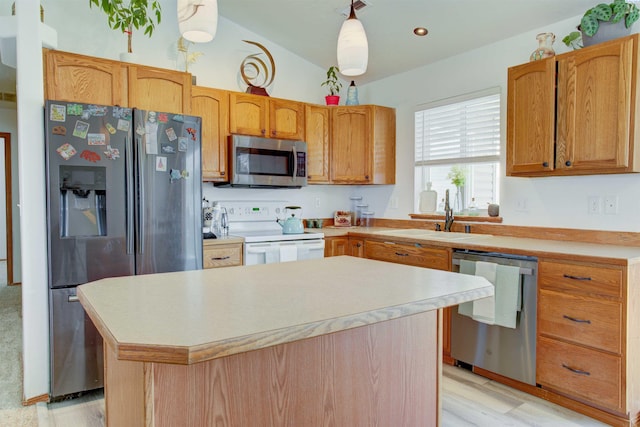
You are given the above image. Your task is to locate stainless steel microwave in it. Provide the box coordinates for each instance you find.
[218,134,308,188]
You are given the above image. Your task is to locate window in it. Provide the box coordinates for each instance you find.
[414,89,501,214]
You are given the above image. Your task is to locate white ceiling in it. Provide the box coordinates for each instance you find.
[0,0,594,91]
[218,0,594,84]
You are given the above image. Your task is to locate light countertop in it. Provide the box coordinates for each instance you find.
[78,256,492,365]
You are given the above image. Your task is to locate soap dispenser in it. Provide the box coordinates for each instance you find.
[419,182,437,213]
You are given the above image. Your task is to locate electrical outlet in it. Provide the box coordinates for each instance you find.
[315,197,321,208]
[515,198,528,212]
[391,197,399,209]
[588,196,602,214]
[604,195,618,215]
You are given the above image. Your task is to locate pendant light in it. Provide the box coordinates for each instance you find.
[337,0,368,76]
[178,0,218,43]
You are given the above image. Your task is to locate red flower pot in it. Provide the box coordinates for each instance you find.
[325,95,340,106]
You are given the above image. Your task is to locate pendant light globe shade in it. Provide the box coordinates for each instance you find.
[337,12,368,76]
[178,0,218,43]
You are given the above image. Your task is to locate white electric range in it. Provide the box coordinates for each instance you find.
[221,200,325,265]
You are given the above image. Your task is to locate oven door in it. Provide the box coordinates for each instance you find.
[229,135,307,188]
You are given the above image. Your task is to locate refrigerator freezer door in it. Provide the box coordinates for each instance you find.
[134,110,203,274]
[45,101,135,288]
[49,287,103,398]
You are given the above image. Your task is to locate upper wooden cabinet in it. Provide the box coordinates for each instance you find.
[44,49,192,115]
[229,93,305,140]
[507,34,640,176]
[192,87,229,182]
[44,50,127,106]
[305,104,331,183]
[331,105,396,184]
[127,65,192,114]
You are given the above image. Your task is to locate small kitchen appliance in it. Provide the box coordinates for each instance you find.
[277,206,304,234]
[215,135,308,188]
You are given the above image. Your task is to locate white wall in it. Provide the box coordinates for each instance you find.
[363,16,640,232]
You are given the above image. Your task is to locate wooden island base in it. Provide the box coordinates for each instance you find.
[104,310,439,426]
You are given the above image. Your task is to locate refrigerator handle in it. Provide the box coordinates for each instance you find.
[136,135,145,255]
[125,135,134,254]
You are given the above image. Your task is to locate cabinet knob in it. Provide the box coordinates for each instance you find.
[565,160,572,167]
[221,171,225,176]
[542,162,549,167]
[365,175,370,180]
[261,129,266,135]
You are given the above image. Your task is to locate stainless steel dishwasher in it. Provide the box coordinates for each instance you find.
[450,249,538,386]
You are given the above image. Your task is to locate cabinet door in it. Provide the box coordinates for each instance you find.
[324,237,349,257]
[331,106,372,183]
[44,50,126,105]
[506,58,556,175]
[128,65,192,114]
[305,105,331,183]
[192,87,229,181]
[349,238,365,257]
[269,99,305,140]
[557,37,634,172]
[229,93,268,136]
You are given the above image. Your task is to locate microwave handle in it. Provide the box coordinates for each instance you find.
[292,146,297,179]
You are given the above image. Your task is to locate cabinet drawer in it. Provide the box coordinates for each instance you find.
[538,289,622,353]
[203,244,242,268]
[539,260,622,298]
[364,240,449,270]
[537,336,622,413]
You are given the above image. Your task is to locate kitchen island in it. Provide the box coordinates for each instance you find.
[78,256,493,426]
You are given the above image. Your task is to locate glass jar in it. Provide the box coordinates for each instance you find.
[361,211,374,227]
[530,32,555,62]
[355,204,368,226]
[349,196,363,225]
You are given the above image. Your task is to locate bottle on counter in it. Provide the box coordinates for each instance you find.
[419,182,437,213]
[349,196,363,226]
[212,201,222,234]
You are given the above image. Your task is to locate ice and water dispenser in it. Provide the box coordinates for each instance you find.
[59,165,107,237]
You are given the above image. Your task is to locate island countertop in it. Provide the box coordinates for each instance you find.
[78,256,492,365]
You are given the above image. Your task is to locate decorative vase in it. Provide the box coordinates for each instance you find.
[454,188,462,213]
[325,95,340,106]
[419,182,437,213]
[529,32,555,62]
[345,81,359,105]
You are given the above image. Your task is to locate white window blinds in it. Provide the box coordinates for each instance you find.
[415,92,501,167]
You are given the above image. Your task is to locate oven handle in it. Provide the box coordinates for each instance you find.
[451,258,534,276]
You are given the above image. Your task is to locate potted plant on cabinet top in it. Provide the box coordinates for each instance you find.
[579,0,639,47]
[89,0,162,62]
[321,66,343,105]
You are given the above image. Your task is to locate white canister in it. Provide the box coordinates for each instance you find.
[419,182,438,213]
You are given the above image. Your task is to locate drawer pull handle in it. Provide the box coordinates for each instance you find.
[562,363,590,376]
[211,256,231,261]
[395,252,409,257]
[563,274,592,281]
[563,314,591,324]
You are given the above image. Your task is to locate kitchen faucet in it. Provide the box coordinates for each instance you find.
[444,189,454,232]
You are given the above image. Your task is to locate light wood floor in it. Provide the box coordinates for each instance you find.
[37,364,608,426]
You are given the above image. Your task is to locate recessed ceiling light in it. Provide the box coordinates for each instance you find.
[414,27,428,37]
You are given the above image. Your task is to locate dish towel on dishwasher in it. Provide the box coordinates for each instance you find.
[457,260,521,328]
[279,244,298,262]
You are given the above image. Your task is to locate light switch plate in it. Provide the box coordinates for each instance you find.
[588,196,601,214]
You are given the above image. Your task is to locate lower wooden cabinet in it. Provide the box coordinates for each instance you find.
[203,242,242,268]
[536,258,635,420]
[364,239,450,271]
[324,236,364,257]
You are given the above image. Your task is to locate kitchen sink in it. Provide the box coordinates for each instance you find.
[373,229,487,241]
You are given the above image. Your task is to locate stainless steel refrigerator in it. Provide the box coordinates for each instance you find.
[44,100,203,398]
